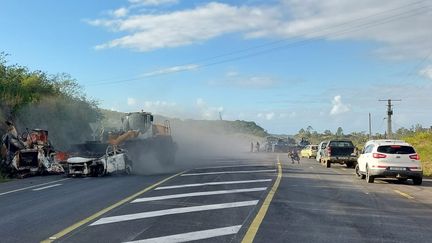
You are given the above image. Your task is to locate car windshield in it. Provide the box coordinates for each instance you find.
[377,145,415,154]
[1,1,431,242]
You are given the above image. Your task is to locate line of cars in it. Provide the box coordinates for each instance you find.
[300,139,423,185]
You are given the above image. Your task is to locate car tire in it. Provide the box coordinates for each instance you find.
[413,177,422,185]
[355,164,365,179]
[366,166,374,183]
[397,178,407,183]
[326,160,331,168]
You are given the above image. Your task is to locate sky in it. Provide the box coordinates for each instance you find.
[1,0,432,134]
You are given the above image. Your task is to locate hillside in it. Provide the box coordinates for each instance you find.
[100,109,268,138]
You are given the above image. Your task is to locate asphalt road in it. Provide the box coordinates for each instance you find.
[1,153,432,242]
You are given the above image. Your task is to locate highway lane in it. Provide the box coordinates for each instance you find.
[256,157,432,243]
[0,174,170,243]
[0,153,276,243]
[2,153,432,242]
[55,154,278,242]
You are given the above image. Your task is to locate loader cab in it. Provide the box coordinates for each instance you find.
[122,112,153,132]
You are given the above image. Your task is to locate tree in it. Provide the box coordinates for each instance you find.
[323,130,332,136]
[336,127,344,137]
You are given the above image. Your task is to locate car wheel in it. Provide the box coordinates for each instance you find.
[413,177,422,185]
[366,166,374,183]
[355,164,365,179]
[326,160,331,168]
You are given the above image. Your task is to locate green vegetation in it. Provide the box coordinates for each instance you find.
[100,108,269,138]
[403,132,432,176]
[294,126,371,148]
[0,53,102,179]
[167,118,268,137]
[0,53,101,149]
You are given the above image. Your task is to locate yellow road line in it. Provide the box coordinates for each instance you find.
[242,156,282,243]
[394,189,414,200]
[41,172,184,243]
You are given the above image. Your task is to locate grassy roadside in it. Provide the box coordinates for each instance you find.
[403,132,432,177]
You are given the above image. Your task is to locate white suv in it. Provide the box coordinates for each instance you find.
[356,140,423,185]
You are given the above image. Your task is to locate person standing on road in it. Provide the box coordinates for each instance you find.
[256,142,260,152]
[250,142,254,152]
[288,149,300,164]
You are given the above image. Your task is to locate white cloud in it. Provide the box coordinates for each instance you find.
[233,76,277,88]
[330,95,350,115]
[90,2,280,52]
[226,71,239,77]
[419,66,432,80]
[128,0,178,6]
[127,97,137,106]
[141,100,181,117]
[257,112,276,120]
[89,1,432,60]
[209,71,277,88]
[265,112,275,120]
[112,7,128,18]
[142,64,199,77]
[196,98,223,120]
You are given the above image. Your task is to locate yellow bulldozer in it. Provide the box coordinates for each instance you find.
[107,111,176,165]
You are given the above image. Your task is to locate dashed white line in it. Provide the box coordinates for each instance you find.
[123,225,242,243]
[132,187,267,203]
[90,200,259,226]
[181,169,276,176]
[0,178,70,196]
[32,184,62,191]
[155,179,272,190]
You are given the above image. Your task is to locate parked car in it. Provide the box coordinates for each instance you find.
[300,145,318,159]
[316,141,327,162]
[355,140,422,185]
[321,140,357,168]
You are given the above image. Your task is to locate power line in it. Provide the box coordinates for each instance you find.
[86,2,432,86]
[89,0,429,84]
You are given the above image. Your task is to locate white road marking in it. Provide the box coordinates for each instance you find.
[0,178,70,196]
[181,169,276,176]
[123,225,242,243]
[91,200,259,226]
[132,187,267,203]
[32,184,62,191]
[155,179,272,190]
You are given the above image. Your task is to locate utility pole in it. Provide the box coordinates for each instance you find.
[379,99,401,139]
[368,113,372,139]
